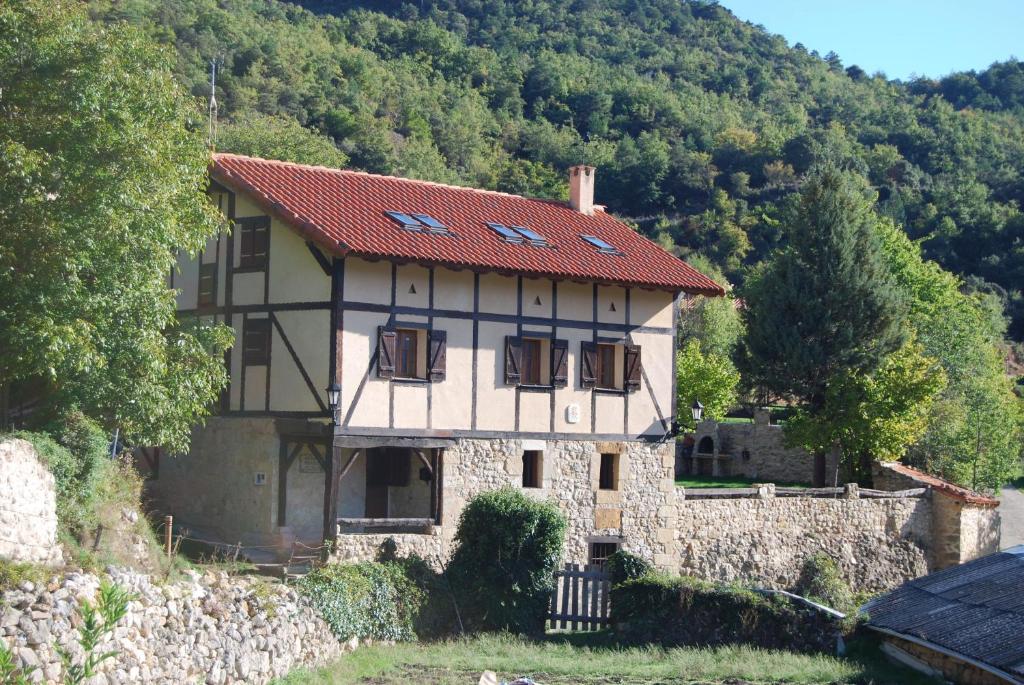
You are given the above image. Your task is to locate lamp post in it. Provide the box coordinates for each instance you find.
[326,382,341,426]
[691,400,704,424]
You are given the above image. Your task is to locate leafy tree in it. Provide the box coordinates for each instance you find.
[739,168,907,410]
[218,113,349,168]
[675,340,739,431]
[0,0,231,452]
[677,256,743,359]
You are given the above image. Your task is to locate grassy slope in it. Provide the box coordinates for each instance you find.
[276,633,936,684]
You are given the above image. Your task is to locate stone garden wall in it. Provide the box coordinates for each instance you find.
[672,488,932,592]
[0,439,62,566]
[1,568,344,684]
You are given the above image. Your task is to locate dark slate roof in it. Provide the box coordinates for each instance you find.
[864,546,1024,681]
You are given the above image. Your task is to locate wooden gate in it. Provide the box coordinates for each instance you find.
[548,563,611,630]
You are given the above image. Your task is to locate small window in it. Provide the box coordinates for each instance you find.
[243,318,271,366]
[596,343,617,390]
[486,222,524,243]
[410,213,448,232]
[521,338,543,385]
[510,225,548,246]
[581,235,621,254]
[238,217,269,269]
[599,453,619,491]
[522,450,543,488]
[385,211,423,229]
[198,263,217,307]
[395,329,420,379]
[589,541,620,569]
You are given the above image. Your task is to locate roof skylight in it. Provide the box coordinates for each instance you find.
[385,210,451,234]
[510,225,548,245]
[486,222,524,243]
[581,235,622,255]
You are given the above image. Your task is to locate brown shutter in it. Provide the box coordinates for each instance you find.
[377,326,396,378]
[551,339,568,388]
[428,329,447,382]
[580,341,597,388]
[254,218,269,260]
[239,223,254,265]
[504,336,522,385]
[624,344,642,392]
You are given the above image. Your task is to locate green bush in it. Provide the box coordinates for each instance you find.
[796,553,855,614]
[447,488,566,634]
[610,574,845,654]
[9,410,108,534]
[605,550,653,586]
[298,561,425,642]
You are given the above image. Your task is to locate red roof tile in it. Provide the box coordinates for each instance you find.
[882,462,1000,507]
[211,153,724,294]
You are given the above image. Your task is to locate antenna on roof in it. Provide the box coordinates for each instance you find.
[208,58,219,150]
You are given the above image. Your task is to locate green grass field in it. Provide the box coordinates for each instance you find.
[276,633,935,684]
[674,475,808,489]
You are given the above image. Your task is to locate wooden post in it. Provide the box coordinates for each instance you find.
[321,442,341,559]
[164,515,173,559]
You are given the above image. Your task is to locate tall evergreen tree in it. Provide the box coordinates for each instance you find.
[739,167,908,412]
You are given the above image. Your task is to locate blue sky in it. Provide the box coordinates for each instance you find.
[722,0,1022,80]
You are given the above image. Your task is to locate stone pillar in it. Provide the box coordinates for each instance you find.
[753,483,776,499]
[843,483,860,499]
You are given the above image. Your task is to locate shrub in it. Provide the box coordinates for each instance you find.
[796,553,854,614]
[447,488,566,634]
[605,550,653,586]
[298,561,424,642]
[610,574,845,654]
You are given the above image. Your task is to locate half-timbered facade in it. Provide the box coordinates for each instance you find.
[145,153,722,567]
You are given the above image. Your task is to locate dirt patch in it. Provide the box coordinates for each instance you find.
[358,666,759,685]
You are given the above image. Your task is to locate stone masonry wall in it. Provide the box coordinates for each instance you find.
[672,488,932,592]
[2,568,343,684]
[335,438,677,569]
[0,439,61,566]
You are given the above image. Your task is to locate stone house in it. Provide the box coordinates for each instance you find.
[142,153,722,566]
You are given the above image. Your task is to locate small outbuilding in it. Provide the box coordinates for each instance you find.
[864,545,1024,684]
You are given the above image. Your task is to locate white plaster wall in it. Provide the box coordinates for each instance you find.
[433,268,474,310]
[430,317,473,429]
[629,330,673,436]
[395,264,429,308]
[393,383,429,428]
[631,289,674,328]
[597,285,626,325]
[174,250,199,310]
[478,273,517,314]
[475,321,517,431]
[343,258,391,306]
[522,278,554,318]
[552,327,594,434]
[269,309,330,413]
[269,220,331,304]
[340,310,390,428]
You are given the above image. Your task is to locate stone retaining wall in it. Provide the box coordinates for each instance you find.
[672,489,932,592]
[0,439,61,566]
[1,569,343,684]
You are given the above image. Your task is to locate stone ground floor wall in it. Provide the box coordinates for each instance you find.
[332,437,677,569]
[1,568,342,684]
[671,489,933,592]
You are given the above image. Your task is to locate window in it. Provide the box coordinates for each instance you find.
[581,235,622,255]
[589,541,620,569]
[522,450,543,488]
[237,216,269,269]
[599,453,619,490]
[410,213,448,232]
[385,211,451,234]
[243,318,271,366]
[509,225,548,246]
[521,338,542,385]
[596,343,616,389]
[486,222,524,243]
[385,211,421,228]
[198,263,217,307]
[395,329,419,379]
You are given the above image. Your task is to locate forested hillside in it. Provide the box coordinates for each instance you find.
[88,0,1024,342]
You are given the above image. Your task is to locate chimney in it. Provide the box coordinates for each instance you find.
[569,165,596,215]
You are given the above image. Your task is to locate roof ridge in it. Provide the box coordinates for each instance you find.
[212,152,565,205]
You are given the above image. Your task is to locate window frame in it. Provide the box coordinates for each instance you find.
[595,343,617,390]
[589,541,620,569]
[521,338,543,386]
[522,450,543,489]
[237,216,269,270]
[395,328,420,380]
[598,452,619,491]
[242,318,271,366]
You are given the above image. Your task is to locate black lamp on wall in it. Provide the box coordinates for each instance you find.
[691,399,704,423]
[326,382,341,425]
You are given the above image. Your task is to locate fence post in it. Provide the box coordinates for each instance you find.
[164,515,173,559]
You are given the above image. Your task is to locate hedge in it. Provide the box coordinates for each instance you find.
[610,574,845,654]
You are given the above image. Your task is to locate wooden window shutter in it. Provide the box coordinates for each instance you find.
[580,341,597,388]
[624,344,642,392]
[377,326,396,378]
[551,339,569,388]
[504,336,523,385]
[428,330,447,382]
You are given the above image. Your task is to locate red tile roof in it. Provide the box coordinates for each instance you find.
[211,153,723,294]
[881,462,1000,507]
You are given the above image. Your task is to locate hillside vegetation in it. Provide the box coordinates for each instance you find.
[88,0,1024,342]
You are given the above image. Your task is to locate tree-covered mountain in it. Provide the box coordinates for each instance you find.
[88,0,1024,343]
